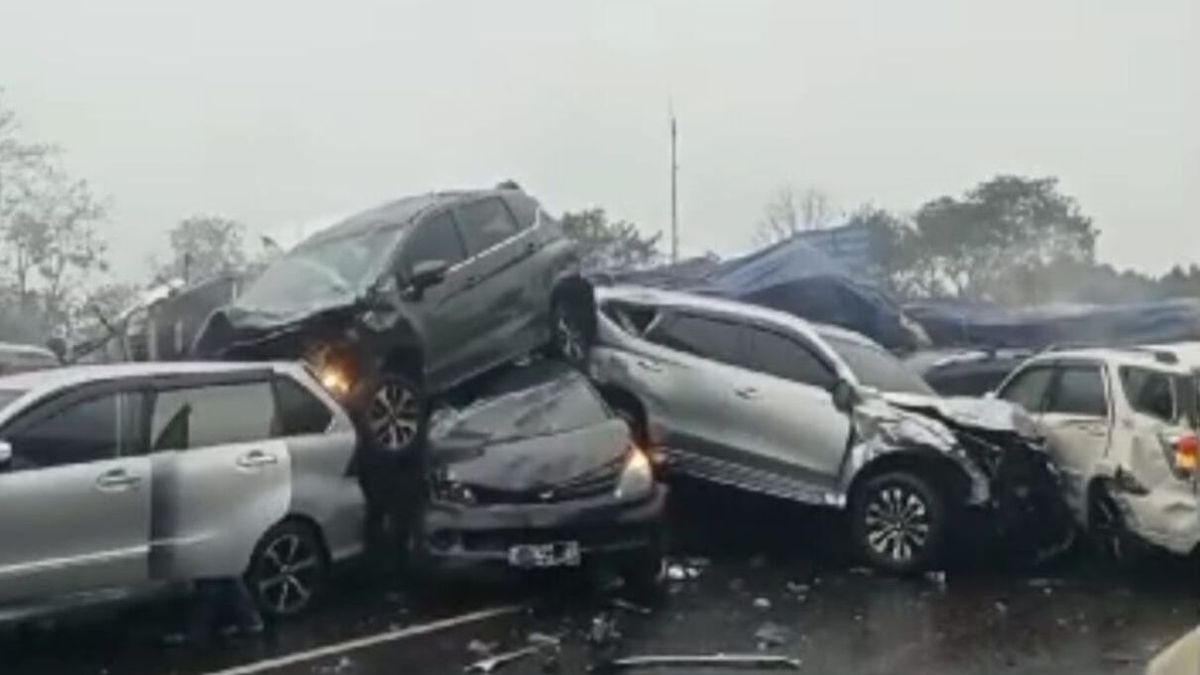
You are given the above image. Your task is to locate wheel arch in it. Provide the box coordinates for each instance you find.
[846,449,974,511]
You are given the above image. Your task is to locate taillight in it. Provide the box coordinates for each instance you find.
[1176,432,1198,476]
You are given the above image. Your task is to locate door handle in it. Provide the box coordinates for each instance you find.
[236,450,279,469]
[734,386,760,400]
[636,359,663,373]
[96,469,141,492]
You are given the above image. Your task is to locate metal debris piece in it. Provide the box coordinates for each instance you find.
[666,565,688,581]
[785,582,810,595]
[598,654,802,671]
[753,597,772,611]
[468,639,499,657]
[465,645,543,674]
[610,598,653,615]
[527,632,562,648]
[754,622,791,649]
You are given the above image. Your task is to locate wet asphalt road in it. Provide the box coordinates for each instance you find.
[3,480,1197,675]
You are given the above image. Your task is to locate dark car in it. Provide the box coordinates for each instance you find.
[905,349,1033,397]
[412,362,666,591]
[193,186,595,453]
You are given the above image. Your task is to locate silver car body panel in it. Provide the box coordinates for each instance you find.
[0,361,364,616]
[590,286,992,509]
[997,348,1199,555]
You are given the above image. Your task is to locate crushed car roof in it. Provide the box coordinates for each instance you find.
[300,188,520,248]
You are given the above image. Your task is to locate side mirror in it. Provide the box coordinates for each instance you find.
[0,441,12,468]
[408,260,449,294]
[832,380,858,413]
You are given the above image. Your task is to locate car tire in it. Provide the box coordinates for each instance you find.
[548,297,593,367]
[1088,486,1146,569]
[360,372,428,454]
[851,471,947,574]
[246,521,329,619]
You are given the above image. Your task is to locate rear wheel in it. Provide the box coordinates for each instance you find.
[549,297,593,367]
[851,471,946,574]
[246,521,328,619]
[1088,486,1146,568]
[362,372,427,453]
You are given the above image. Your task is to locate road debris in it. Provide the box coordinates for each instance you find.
[609,598,654,616]
[752,597,772,611]
[666,561,703,582]
[754,622,791,649]
[595,653,802,671]
[468,639,500,658]
[464,644,543,674]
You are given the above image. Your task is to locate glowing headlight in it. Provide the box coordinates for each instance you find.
[318,366,351,396]
[614,447,654,499]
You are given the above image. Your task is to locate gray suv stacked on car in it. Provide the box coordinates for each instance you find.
[193,186,595,454]
[0,362,365,622]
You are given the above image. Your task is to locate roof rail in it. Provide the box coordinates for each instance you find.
[1039,343,1179,365]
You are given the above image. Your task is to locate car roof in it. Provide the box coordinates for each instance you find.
[0,361,301,394]
[596,284,888,352]
[300,188,524,248]
[1147,342,1200,369]
[1024,346,1189,372]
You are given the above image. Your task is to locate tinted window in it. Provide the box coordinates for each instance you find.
[275,377,334,435]
[6,393,131,470]
[645,314,745,367]
[455,198,519,254]
[1047,366,1107,417]
[745,328,836,388]
[824,335,934,395]
[1119,367,1177,423]
[403,212,467,274]
[1000,367,1054,413]
[151,382,275,451]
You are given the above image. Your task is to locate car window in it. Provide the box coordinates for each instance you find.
[274,377,334,436]
[1046,366,1107,417]
[602,301,659,336]
[402,211,467,275]
[823,335,935,395]
[151,381,275,451]
[4,393,132,470]
[745,328,836,389]
[455,197,520,255]
[1119,367,1178,423]
[999,366,1055,413]
[644,313,746,368]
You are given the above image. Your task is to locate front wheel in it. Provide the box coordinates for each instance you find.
[548,297,593,367]
[851,471,947,574]
[246,521,329,619]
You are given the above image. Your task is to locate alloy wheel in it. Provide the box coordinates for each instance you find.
[554,310,588,364]
[863,484,933,565]
[368,381,420,451]
[255,533,321,616]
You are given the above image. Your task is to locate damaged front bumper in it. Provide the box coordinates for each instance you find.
[415,486,666,570]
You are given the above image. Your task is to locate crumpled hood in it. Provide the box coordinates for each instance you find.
[880,392,1040,440]
[429,422,628,492]
[221,295,357,331]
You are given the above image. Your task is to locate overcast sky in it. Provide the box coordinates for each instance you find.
[1,0,1196,280]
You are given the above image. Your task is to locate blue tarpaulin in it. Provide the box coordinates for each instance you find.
[602,238,921,351]
[905,298,1200,349]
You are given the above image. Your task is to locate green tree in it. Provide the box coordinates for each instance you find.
[156,215,248,284]
[560,208,661,272]
[908,175,1097,304]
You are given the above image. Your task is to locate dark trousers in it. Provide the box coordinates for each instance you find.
[187,578,263,637]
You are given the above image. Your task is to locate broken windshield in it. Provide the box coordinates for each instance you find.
[237,226,401,313]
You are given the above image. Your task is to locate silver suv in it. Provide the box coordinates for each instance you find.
[0,362,365,622]
[590,286,1070,573]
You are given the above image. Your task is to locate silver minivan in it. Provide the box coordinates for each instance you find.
[0,362,365,622]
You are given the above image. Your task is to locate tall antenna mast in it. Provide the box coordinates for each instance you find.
[670,105,679,263]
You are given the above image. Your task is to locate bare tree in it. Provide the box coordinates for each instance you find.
[756,186,836,244]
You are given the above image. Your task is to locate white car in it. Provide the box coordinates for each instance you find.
[0,362,366,623]
[994,347,1199,560]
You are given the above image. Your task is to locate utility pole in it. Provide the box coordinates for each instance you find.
[670,108,679,263]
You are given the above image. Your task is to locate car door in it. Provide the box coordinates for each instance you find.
[0,387,150,603]
[147,375,291,580]
[396,209,471,389]
[450,196,541,379]
[636,311,760,479]
[736,325,851,495]
[1038,362,1113,520]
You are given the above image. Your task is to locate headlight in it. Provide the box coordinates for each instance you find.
[614,447,654,499]
[429,469,477,505]
[318,364,352,396]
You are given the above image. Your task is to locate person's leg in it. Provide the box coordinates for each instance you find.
[220,577,265,635]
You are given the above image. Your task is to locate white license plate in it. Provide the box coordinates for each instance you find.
[507,541,581,569]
